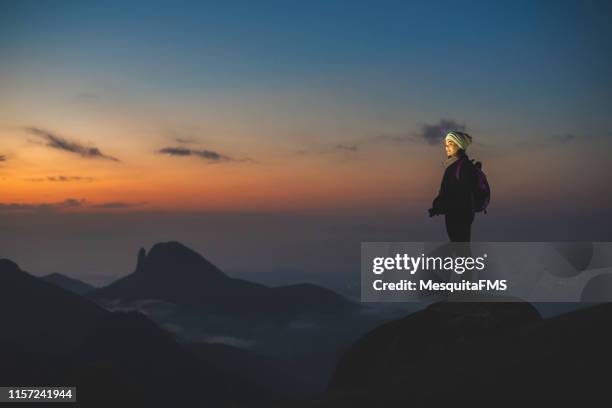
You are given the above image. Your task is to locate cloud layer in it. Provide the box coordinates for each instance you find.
[0,198,85,212]
[91,202,146,209]
[25,176,95,182]
[25,127,120,161]
[175,138,196,144]
[158,146,239,163]
[0,199,144,212]
[417,119,467,145]
[295,118,467,155]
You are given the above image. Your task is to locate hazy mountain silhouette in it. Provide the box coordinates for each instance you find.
[42,272,96,295]
[0,259,106,345]
[0,258,272,407]
[86,241,380,395]
[324,301,612,407]
[91,241,356,317]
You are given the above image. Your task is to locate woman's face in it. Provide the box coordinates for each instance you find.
[445,139,459,157]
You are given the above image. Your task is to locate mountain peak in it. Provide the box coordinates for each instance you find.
[0,259,22,274]
[148,241,201,259]
[136,241,226,278]
[147,241,208,265]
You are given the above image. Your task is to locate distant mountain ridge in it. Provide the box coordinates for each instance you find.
[42,272,96,295]
[0,259,106,345]
[91,241,356,316]
[0,257,272,407]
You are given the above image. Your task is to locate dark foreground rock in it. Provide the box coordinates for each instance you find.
[325,300,612,407]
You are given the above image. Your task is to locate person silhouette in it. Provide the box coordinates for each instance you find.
[428,131,477,242]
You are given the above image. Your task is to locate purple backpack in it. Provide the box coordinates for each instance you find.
[455,158,491,213]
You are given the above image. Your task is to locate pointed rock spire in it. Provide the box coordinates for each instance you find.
[136,247,146,273]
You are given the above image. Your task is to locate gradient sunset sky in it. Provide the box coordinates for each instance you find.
[1,1,611,286]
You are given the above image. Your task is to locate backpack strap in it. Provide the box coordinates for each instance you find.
[454,158,464,179]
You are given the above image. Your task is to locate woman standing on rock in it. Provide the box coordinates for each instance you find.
[428,131,479,242]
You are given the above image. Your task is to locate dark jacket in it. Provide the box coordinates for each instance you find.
[432,153,477,223]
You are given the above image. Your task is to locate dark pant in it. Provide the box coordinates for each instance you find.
[445,215,473,242]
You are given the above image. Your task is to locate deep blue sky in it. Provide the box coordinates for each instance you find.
[2,0,611,118]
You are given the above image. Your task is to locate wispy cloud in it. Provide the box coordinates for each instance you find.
[158,146,254,163]
[417,119,467,145]
[91,201,146,209]
[0,198,145,212]
[295,143,359,156]
[557,134,576,142]
[24,127,120,161]
[519,133,577,148]
[25,176,95,182]
[175,138,196,144]
[159,147,193,157]
[372,133,416,144]
[295,119,467,157]
[334,143,358,152]
[165,126,202,145]
[0,198,86,212]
